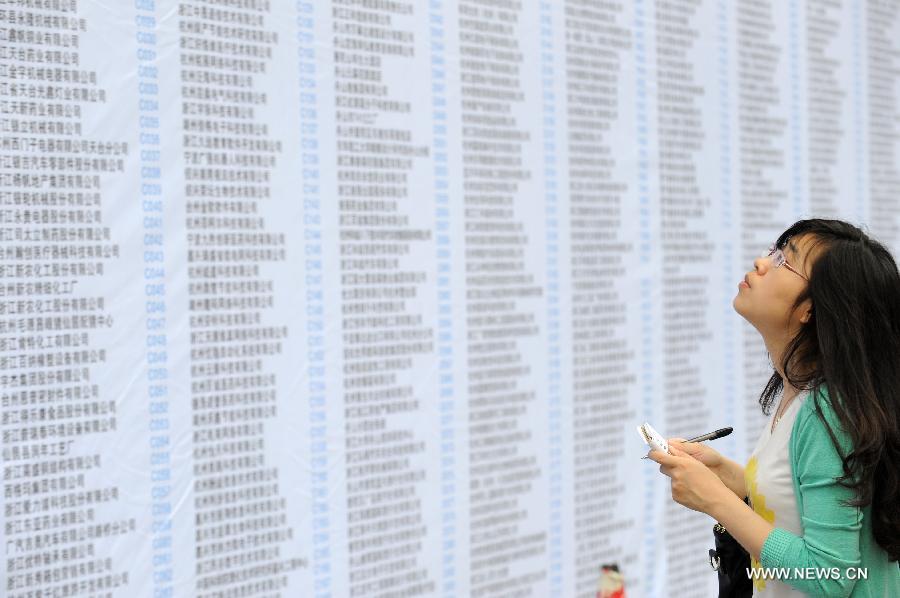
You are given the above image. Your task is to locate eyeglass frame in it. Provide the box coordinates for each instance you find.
[764,245,809,281]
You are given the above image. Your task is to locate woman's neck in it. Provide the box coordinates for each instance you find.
[763,332,806,401]
[781,382,801,402]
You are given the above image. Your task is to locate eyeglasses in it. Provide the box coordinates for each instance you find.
[763,245,808,281]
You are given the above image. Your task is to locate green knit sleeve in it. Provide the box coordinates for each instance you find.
[759,393,863,597]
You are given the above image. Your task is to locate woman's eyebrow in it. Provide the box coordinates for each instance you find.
[787,240,800,259]
[787,240,811,272]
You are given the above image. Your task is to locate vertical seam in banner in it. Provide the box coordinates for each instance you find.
[428,1,455,595]
[790,0,804,217]
[635,0,656,593]
[852,0,865,224]
[297,2,329,595]
[538,1,562,594]
[136,2,172,595]
[718,0,736,460]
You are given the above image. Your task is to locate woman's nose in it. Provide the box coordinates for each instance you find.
[753,256,770,273]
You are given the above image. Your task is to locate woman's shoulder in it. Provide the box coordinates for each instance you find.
[791,384,854,463]
[795,384,841,425]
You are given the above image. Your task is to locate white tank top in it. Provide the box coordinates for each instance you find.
[745,391,808,597]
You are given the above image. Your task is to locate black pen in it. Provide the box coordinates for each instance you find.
[684,427,733,443]
[640,426,733,459]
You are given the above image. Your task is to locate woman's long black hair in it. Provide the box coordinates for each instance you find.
[759,218,900,562]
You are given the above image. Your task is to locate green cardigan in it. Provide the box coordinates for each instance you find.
[759,386,900,596]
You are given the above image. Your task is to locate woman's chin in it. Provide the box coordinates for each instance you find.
[732,296,754,324]
[732,302,764,334]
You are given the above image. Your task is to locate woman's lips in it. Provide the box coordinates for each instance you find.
[739,275,750,289]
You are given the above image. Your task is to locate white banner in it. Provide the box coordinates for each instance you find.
[1,0,898,596]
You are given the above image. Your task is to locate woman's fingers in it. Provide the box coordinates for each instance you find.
[668,444,688,457]
[670,439,701,455]
[646,449,679,467]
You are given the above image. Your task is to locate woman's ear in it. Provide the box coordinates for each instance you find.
[799,305,813,324]
[797,298,814,324]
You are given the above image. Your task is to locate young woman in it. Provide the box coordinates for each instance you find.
[647,219,900,596]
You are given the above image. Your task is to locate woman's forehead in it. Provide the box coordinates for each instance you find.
[787,234,825,271]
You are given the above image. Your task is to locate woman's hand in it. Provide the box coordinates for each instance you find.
[668,438,724,469]
[646,444,735,515]
[669,438,748,499]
